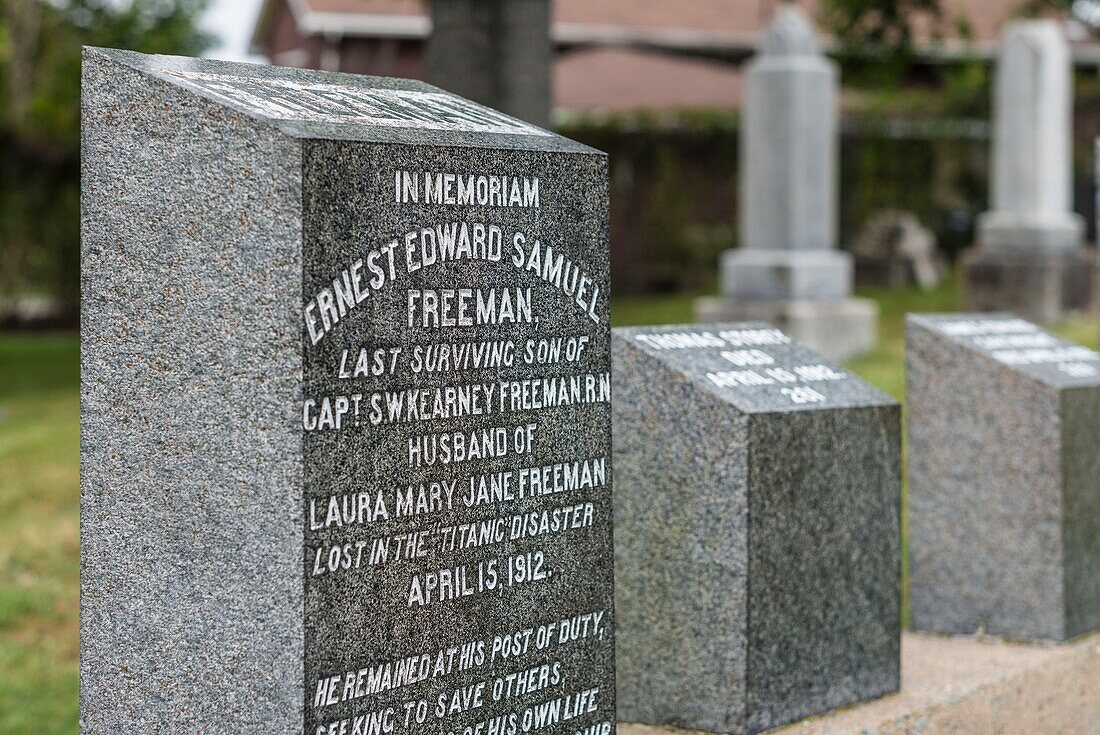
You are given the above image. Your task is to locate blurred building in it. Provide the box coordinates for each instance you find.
[251,0,753,116]
[251,0,1100,118]
[250,0,1100,294]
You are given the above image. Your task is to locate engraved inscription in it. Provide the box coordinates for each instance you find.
[301,159,612,735]
[937,317,1100,378]
[631,327,851,407]
[160,69,550,135]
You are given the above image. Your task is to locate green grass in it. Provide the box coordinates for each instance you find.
[611,292,699,328]
[1053,313,1100,351]
[847,279,960,399]
[0,335,80,735]
[1,290,1097,728]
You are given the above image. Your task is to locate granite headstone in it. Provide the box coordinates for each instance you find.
[81,48,614,734]
[908,313,1100,641]
[613,323,900,734]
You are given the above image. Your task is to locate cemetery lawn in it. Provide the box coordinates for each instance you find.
[0,335,80,735]
[0,287,1096,730]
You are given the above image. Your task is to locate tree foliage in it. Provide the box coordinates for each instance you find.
[820,0,947,86]
[1,0,212,308]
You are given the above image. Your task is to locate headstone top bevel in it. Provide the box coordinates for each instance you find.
[908,313,1100,389]
[85,47,595,153]
[615,322,895,413]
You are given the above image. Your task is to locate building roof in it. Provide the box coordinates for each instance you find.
[253,0,805,52]
[254,0,430,40]
[254,0,1097,54]
[305,0,422,13]
[553,0,770,50]
[250,0,1100,115]
[555,46,742,115]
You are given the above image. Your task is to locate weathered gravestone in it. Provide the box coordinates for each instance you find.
[696,6,877,362]
[908,314,1100,641]
[81,48,614,734]
[612,323,900,735]
[962,21,1095,322]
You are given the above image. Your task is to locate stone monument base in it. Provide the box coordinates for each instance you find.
[695,296,877,362]
[720,249,852,301]
[961,246,1095,324]
[977,211,1084,250]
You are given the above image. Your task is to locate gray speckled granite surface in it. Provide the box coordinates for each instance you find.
[612,323,900,735]
[81,47,304,733]
[907,313,1100,641]
[82,48,613,734]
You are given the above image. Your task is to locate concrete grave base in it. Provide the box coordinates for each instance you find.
[977,211,1085,250]
[719,249,853,301]
[695,297,877,362]
[619,631,1100,735]
[961,245,1095,323]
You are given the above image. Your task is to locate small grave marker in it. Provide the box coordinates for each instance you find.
[908,313,1100,640]
[613,323,900,734]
